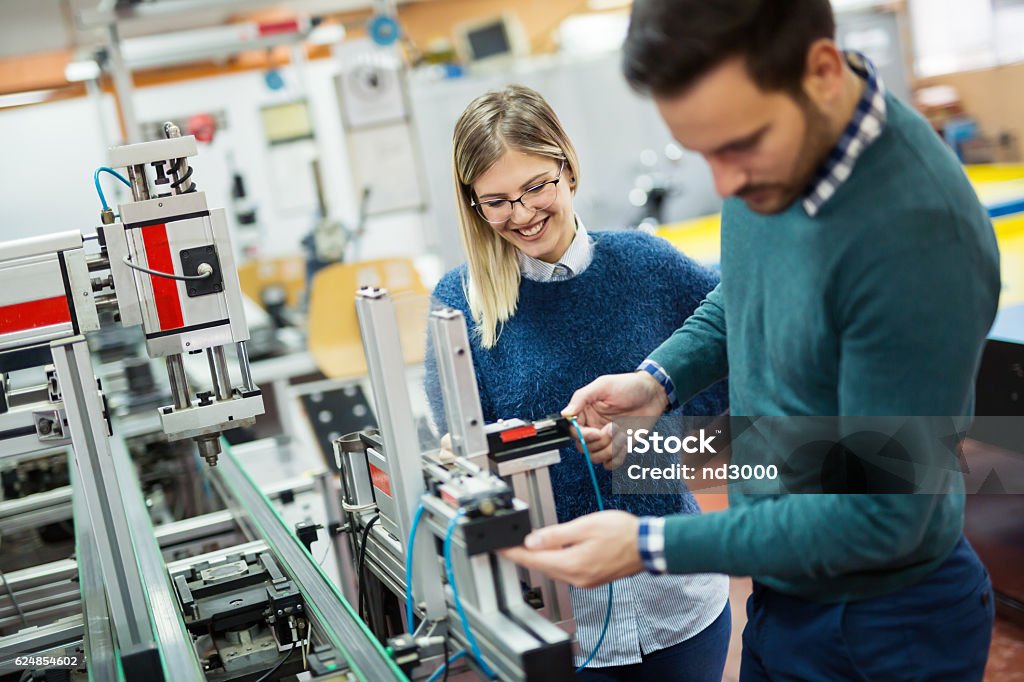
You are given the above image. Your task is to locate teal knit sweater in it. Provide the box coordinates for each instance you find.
[648,92,1001,601]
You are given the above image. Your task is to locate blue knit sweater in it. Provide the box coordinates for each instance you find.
[424,230,727,523]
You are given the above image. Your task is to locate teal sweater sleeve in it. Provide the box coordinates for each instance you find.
[660,238,996,592]
[646,283,728,402]
[662,494,950,579]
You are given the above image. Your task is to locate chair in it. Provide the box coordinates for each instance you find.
[236,255,307,310]
[307,258,431,379]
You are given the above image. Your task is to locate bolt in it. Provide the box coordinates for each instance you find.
[37,418,53,435]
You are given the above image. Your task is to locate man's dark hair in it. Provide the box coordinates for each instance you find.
[623,0,836,98]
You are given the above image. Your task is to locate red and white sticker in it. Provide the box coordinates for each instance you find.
[0,296,71,334]
[140,223,184,331]
[369,463,392,498]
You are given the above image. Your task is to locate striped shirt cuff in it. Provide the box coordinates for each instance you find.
[637,516,668,574]
[637,359,679,410]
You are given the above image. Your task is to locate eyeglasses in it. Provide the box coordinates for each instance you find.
[471,159,565,224]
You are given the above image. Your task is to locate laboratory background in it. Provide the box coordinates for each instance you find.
[0,1,1021,681]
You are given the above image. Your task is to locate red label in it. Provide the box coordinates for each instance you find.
[0,296,71,334]
[140,224,184,331]
[369,463,392,498]
[258,20,301,36]
[500,425,537,443]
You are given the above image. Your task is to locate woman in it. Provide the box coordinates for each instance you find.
[424,85,730,681]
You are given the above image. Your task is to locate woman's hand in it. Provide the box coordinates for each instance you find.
[563,372,668,470]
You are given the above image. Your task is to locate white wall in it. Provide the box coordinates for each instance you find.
[0,56,431,262]
[0,93,120,240]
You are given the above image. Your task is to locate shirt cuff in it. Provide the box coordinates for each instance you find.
[637,516,668,574]
[637,359,680,410]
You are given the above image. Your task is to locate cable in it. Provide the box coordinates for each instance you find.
[252,642,296,682]
[171,158,196,194]
[93,166,131,211]
[404,503,426,631]
[444,510,496,679]
[357,513,381,622]
[121,255,211,281]
[568,416,613,672]
[316,536,333,567]
[342,500,378,513]
[426,649,467,682]
[0,567,28,628]
[441,638,451,682]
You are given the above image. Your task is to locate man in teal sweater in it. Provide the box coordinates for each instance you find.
[504,1,1001,678]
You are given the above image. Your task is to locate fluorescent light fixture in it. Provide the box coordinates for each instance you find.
[587,0,630,9]
[308,22,346,46]
[65,59,102,83]
[0,89,59,109]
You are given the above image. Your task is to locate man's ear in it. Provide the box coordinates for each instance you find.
[802,39,845,109]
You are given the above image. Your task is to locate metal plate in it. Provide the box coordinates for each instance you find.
[179,245,223,298]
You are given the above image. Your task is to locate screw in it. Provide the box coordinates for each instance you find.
[37,419,53,435]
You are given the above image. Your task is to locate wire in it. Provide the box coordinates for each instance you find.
[444,510,496,679]
[93,167,131,212]
[316,536,333,567]
[171,158,196,193]
[252,642,296,682]
[357,514,381,622]
[426,649,467,682]
[342,501,378,513]
[441,638,451,682]
[121,255,211,281]
[0,567,28,628]
[569,416,613,672]
[404,504,426,631]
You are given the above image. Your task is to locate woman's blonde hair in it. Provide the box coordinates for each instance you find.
[452,85,580,349]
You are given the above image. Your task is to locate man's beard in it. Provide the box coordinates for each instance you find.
[738,100,836,215]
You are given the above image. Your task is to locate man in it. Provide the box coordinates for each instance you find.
[503,1,1001,679]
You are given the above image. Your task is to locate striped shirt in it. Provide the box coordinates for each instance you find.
[518,216,594,282]
[518,223,729,666]
[802,51,888,216]
[637,52,889,574]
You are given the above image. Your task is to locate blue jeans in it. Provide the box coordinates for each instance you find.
[576,603,731,682]
[740,536,994,681]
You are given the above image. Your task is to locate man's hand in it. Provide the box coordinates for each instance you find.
[500,511,644,588]
[563,372,668,470]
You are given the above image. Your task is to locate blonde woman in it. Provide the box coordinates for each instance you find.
[424,85,730,681]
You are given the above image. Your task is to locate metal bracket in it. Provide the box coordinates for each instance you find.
[179,245,223,297]
[32,408,69,443]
